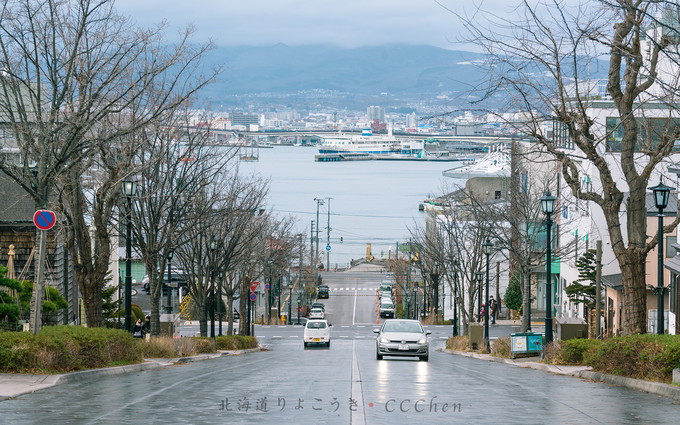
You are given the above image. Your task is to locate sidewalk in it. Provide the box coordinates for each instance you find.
[443,349,680,402]
[0,347,261,401]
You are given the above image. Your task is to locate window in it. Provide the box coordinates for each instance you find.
[606,117,680,152]
[495,190,501,199]
[666,236,677,258]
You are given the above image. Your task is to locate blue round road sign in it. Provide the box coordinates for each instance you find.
[326,244,331,251]
[33,210,56,230]
[250,293,257,301]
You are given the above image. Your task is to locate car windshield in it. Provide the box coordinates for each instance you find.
[383,321,422,333]
[306,321,327,329]
[382,303,393,308]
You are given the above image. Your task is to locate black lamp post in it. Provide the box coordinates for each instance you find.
[166,247,174,314]
[475,271,483,323]
[540,190,557,345]
[482,238,493,349]
[121,180,137,332]
[218,271,223,336]
[650,178,672,335]
[452,260,458,336]
[431,266,439,324]
[209,236,218,338]
[287,282,292,325]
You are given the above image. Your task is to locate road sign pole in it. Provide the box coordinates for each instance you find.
[29,229,47,334]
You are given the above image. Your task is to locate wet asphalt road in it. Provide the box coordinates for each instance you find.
[1,333,679,424]
[2,268,677,424]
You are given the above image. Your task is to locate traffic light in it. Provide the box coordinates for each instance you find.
[340,237,343,244]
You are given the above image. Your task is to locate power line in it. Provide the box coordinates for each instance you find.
[273,208,420,219]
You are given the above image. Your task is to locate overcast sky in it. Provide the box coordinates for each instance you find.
[114,0,519,49]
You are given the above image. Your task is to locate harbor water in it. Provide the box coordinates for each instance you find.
[237,146,465,268]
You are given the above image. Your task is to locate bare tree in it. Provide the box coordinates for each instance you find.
[131,117,234,335]
[459,1,680,334]
[0,0,218,330]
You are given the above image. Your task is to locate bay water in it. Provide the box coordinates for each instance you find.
[237,146,464,268]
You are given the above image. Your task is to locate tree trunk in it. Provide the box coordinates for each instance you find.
[226,293,234,336]
[621,254,648,334]
[79,274,103,327]
[198,299,208,337]
[521,272,531,332]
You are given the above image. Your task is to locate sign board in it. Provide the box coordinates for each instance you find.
[250,281,259,292]
[265,283,270,290]
[250,293,257,301]
[326,244,331,251]
[33,210,56,230]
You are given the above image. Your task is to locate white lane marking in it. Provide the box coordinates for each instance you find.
[341,325,350,328]
[289,336,298,338]
[356,336,365,338]
[357,325,365,328]
[340,336,349,338]
[352,288,358,325]
[272,336,282,339]
[278,326,287,328]
[439,337,448,339]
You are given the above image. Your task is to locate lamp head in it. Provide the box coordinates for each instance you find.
[540,190,557,214]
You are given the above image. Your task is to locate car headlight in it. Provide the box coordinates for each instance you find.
[417,337,427,345]
[379,337,390,344]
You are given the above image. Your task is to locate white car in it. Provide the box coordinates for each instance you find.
[304,320,331,347]
[309,308,325,319]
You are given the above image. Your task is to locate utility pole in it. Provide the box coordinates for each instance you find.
[326,197,332,271]
[314,198,324,268]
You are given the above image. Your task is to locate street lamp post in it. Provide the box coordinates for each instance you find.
[475,271,483,323]
[218,271,223,336]
[540,190,557,345]
[482,239,493,351]
[288,282,292,325]
[650,179,672,335]
[209,236,218,338]
[166,247,174,314]
[431,267,439,324]
[121,180,137,333]
[453,260,459,337]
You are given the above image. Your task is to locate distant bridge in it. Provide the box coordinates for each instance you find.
[231,129,515,145]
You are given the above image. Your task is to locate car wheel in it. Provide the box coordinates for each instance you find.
[304,342,308,347]
[376,350,383,360]
[326,340,330,347]
[419,354,429,361]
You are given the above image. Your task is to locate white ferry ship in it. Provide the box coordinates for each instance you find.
[318,128,423,156]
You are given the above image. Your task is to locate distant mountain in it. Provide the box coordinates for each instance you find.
[200,44,489,111]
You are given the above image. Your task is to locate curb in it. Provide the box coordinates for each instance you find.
[442,349,680,401]
[0,346,262,401]
[575,370,680,402]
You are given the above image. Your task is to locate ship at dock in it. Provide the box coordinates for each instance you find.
[317,128,424,156]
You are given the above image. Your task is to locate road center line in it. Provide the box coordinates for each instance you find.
[352,288,358,325]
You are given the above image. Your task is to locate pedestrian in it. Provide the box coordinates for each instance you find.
[479,304,485,323]
[489,297,498,324]
[133,318,144,338]
[143,315,151,340]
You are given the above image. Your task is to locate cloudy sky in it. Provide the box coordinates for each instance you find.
[114,0,518,49]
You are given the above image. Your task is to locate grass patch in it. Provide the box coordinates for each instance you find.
[215,335,259,351]
[491,337,511,358]
[544,339,603,365]
[0,326,142,374]
[587,335,680,383]
[446,336,470,351]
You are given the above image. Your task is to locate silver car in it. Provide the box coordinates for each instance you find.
[374,319,430,361]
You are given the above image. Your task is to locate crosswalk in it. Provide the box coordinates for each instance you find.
[330,287,379,291]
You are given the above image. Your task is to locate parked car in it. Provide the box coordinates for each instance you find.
[374,319,430,361]
[317,285,329,299]
[311,302,325,312]
[309,308,325,319]
[379,299,395,318]
[304,319,331,347]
